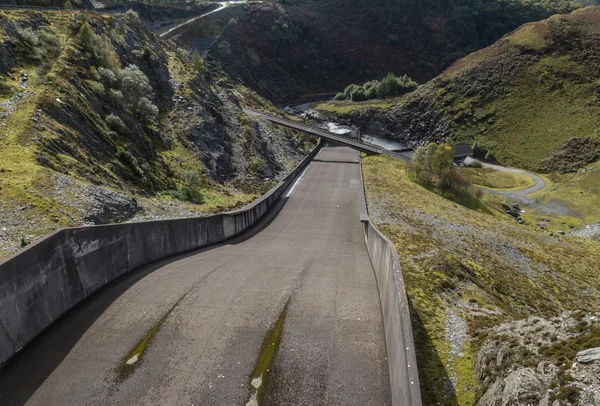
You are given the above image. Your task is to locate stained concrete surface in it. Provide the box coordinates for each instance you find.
[4,147,390,406]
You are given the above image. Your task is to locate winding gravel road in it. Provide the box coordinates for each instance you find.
[463,157,546,203]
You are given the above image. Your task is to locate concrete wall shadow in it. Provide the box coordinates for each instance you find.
[408,296,460,406]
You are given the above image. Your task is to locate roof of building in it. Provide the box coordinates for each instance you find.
[454,143,474,157]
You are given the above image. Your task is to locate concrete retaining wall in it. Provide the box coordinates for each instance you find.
[359,158,423,406]
[0,144,321,367]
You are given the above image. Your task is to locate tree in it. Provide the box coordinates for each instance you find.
[192,50,205,74]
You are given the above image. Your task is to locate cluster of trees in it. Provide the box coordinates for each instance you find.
[266,17,307,49]
[78,20,159,123]
[408,143,483,207]
[335,73,418,101]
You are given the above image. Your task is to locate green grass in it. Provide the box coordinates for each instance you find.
[522,161,600,231]
[460,167,536,190]
[464,56,600,170]
[362,155,600,405]
[314,98,399,114]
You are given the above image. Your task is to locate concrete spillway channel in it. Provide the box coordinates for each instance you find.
[0,147,394,405]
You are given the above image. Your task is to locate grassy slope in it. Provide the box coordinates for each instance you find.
[441,8,600,170]
[320,7,600,172]
[523,160,600,230]
[362,155,600,405]
[460,168,536,190]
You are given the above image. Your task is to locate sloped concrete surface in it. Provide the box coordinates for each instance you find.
[4,148,390,405]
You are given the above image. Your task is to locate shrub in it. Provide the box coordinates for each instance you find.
[344,84,360,99]
[124,9,139,24]
[87,80,105,95]
[169,169,204,204]
[119,65,153,105]
[191,50,205,74]
[15,27,38,51]
[116,148,143,177]
[136,97,159,119]
[105,114,127,134]
[408,142,483,209]
[15,26,62,71]
[350,88,367,102]
[77,22,117,69]
[97,67,118,87]
[333,73,418,103]
[108,88,124,105]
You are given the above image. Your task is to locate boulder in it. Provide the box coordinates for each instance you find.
[576,347,600,364]
[501,368,542,406]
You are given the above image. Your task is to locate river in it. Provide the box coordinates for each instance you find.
[284,103,410,152]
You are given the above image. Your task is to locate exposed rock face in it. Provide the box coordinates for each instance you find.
[475,312,600,406]
[83,186,140,225]
[501,368,543,406]
[342,96,455,148]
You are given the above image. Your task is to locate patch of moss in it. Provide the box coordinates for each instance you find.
[246,301,289,404]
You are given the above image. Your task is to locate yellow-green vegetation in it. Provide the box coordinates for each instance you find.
[440,8,600,171]
[314,98,398,114]
[362,155,600,405]
[460,167,537,190]
[118,304,176,380]
[460,54,600,170]
[522,161,600,231]
[247,301,289,404]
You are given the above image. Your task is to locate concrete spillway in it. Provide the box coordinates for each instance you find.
[1,148,392,405]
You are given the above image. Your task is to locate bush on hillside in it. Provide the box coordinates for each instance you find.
[97,65,159,121]
[408,142,484,209]
[14,26,62,72]
[124,9,139,24]
[77,22,117,69]
[105,113,127,134]
[336,73,418,102]
[192,50,205,74]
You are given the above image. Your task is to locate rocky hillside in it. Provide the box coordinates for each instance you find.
[0,9,314,259]
[326,7,600,172]
[362,155,600,405]
[204,0,588,103]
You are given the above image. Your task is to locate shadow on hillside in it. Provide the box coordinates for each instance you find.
[408,297,459,406]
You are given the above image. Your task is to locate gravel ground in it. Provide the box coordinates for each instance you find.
[571,221,600,241]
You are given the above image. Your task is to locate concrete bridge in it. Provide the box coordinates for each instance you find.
[245,109,413,162]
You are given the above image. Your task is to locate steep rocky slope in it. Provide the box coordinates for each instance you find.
[0,9,314,259]
[326,7,600,172]
[362,155,600,405]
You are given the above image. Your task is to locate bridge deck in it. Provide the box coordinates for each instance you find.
[246,109,412,162]
[1,148,391,406]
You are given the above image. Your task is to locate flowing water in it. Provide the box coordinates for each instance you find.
[284,103,409,152]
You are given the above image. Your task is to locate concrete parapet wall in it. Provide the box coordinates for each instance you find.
[359,157,423,406]
[0,144,321,367]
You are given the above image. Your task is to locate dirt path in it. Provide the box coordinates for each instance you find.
[463,157,545,204]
